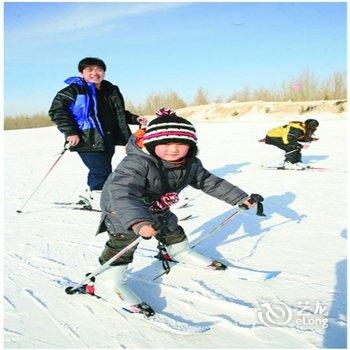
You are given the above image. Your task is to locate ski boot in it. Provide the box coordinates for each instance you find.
[282,161,306,170]
[77,188,101,210]
[94,265,155,317]
[65,274,101,299]
[125,302,155,317]
[207,260,227,270]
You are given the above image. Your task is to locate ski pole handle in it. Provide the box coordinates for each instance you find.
[63,141,71,151]
[238,193,263,208]
[249,193,265,217]
[249,193,264,204]
[137,116,148,129]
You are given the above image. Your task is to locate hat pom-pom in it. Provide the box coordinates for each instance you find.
[156,107,173,117]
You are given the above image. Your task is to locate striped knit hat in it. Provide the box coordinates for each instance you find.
[142,108,198,158]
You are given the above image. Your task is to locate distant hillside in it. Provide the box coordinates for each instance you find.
[175,99,347,122]
[5,99,347,130]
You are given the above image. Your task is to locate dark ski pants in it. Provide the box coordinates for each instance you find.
[265,136,301,163]
[99,226,187,266]
[77,141,115,190]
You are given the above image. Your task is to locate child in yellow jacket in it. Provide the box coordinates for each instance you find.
[263,119,319,169]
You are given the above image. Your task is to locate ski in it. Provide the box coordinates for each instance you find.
[53,202,101,213]
[64,284,210,335]
[158,260,280,282]
[176,202,193,209]
[54,201,195,215]
[179,214,199,221]
[136,249,280,282]
[259,165,344,172]
[54,206,198,217]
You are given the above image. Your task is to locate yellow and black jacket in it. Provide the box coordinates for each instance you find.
[267,121,310,146]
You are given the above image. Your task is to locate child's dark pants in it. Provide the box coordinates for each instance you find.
[99,226,187,266]
[265,136,301,163]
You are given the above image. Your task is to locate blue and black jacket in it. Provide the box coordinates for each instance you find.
[49,77,139,152]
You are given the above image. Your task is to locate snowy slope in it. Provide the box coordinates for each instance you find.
[4,117,347,348]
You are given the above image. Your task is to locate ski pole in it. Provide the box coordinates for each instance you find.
[190,208,244,249]
[65,236,143,295]
[153,208,245,280]
[190,193,265,249]
[153,194,265,280]
[262,143,310,167]
[262,148,299,167]
[16,142,70,213]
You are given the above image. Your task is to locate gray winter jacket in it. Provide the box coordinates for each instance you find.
[97,136,248,236]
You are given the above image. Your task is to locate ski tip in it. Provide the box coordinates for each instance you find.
[179,215,193,221]
[65,286,77,295]
[169,325,211,335]
[264,271,281,280]
[198,326,211,333]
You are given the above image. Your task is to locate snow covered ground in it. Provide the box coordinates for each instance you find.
[4,117,347,348]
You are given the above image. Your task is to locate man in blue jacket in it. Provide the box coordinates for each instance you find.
[49,57,147,209]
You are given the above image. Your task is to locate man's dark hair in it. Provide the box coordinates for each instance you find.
[78,57,106,72]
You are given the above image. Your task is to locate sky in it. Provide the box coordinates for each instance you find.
[4,1,347,116]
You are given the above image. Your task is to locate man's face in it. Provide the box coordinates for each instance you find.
[81,65,105,87]
[306,125,318,135]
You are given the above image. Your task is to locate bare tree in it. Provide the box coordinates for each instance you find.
[193,87,210,105]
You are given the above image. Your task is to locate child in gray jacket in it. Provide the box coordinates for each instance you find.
[94,108,254,316]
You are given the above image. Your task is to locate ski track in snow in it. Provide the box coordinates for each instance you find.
[132,272,255,317]
[5,328,60,348]
[4,296,16,309]
[22,288,88,348]
[4,120,347,348]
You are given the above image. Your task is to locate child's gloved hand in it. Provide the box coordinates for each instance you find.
[238,194,266,216]
[238,198,256,210]
[138,225,157,238]
[132,221,157,239]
